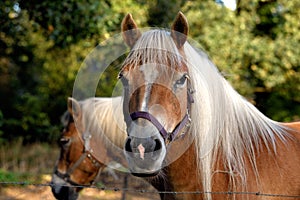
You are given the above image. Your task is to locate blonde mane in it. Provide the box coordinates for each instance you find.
[77,97,127,166]
[124,29,289,199]
[185,43,290,198]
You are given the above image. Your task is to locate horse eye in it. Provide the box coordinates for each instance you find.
[59,137,71,146]
[118,73,129,87]
[175,74,187,86]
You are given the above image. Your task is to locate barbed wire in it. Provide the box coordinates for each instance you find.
[1,181,300,198]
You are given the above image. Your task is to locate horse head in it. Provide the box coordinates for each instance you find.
[119,12,193,177]
[51,98,104,200]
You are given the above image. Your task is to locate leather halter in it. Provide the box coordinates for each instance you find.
[54,150,102,186]
[129,79,194,142]
[54,129,103,186]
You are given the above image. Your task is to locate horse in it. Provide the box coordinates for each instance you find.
[119,12,300,200]
[51,97,168,200]
[51,96,127,200]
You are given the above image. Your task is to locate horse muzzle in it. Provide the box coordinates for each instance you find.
[51,174,80,200]
[124,134,166,176]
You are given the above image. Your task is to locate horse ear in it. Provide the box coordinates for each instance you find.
[67,97,81,119]
[121,13,141,48]
[171,12,189,49]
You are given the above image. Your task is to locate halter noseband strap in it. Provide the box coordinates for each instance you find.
[54,151,103,186]
[130,111,191,142]
[129,83,194,142]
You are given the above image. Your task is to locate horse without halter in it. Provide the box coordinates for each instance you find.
[120,12,300,200]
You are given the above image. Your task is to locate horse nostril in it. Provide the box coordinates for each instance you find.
[125,138,133,152]
[154,139,162,151]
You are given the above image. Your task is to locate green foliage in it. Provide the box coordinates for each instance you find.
[182,0,300,121]
[20,0,111,47]
[20,0,149,47]
[0,141,59,181]
[0,0,149,143]
[0,169,23,183]
[0,169,34,184]
[0,110,3,143]
[146,0,187,26]
[0,0,299,144]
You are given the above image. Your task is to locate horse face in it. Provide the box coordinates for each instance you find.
[51,115,104,199]
[120,13,190,177]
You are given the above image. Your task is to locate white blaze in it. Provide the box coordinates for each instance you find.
[139,64,159,111]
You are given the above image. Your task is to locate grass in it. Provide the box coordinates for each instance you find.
[0,140,161,200]
[0,169,33,183]
[0,139,59,184]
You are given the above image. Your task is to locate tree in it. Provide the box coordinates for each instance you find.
[0,0,299,144]
[182,0,300,121]
[146,0,187,27]
[0,0,149,143]
[0,1,57,142]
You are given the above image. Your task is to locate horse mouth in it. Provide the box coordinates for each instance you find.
[131,170,159,177]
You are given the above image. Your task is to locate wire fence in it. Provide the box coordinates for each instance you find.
[1,181,300,199]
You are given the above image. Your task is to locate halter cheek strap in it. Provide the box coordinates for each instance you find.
[54,131,102,186]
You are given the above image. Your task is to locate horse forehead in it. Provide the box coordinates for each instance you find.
[63,122,77,136]
[139,64,159,82]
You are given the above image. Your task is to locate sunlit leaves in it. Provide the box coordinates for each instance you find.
[183,0,299,121]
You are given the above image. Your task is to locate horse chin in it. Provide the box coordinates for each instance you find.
[125,151,165,179]
[51,186,79,200]
[126,161,162,178]
[51,174,80,200]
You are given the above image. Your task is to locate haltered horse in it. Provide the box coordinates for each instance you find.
[51,97,168,200]
[51,97,127,200]
[119,12,300,199]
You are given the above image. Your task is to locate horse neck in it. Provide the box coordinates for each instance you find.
[163,139,202,200]
[167,143,201,188]
[164,141,231,200]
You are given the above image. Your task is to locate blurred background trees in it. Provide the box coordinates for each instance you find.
[0,0,299,144]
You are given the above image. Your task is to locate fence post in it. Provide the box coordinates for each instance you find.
[121,174,128,200]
